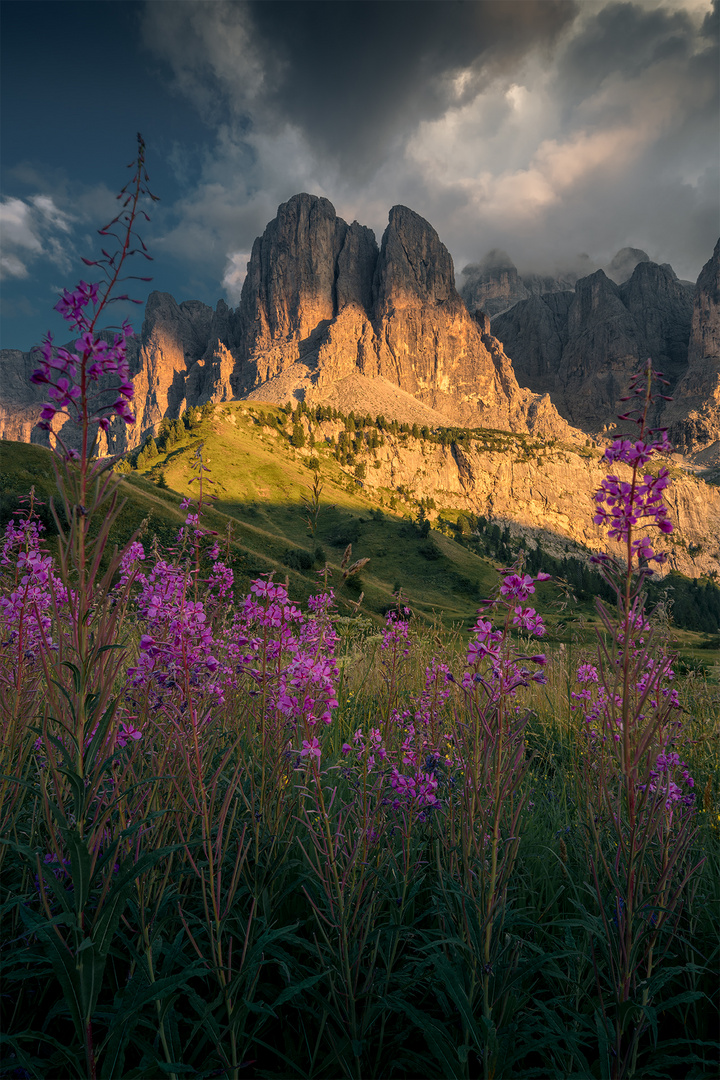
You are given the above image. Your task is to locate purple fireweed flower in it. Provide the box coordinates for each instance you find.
[593,388,675,564]
[129,560,224,704]
[512,605,546,636]
[32,314,136,437]
[227,577,340,737]
[389,765,439,808]
[0,515,68,663]
[381,609,411,657]
[300,737,321,763]
[117,721,142,748]
[640,748,696,811]
[500,573,535,600]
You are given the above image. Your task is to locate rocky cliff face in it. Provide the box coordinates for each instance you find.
[0,294,233,455]
[1,196,717,465]
[234,195,370,388]
[459,249,581,318]
[351,427,720,579]
[492,258,697,432]
[663,239,720,462]
[232,196,573,437]
[366,207,561,431]
[129,292,237,441]
[0,348,49,444]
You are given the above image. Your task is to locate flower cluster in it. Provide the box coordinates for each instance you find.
[571,655,682,742]
[644,749,695,810]
[381,607,411,658]
[593,365,675,566]
[340,721,443,817]
[230,577,340,743]
[0,516,67,665]
[389,765,439,809]
[463,570,549,697]
[30,288,136,435]
[594,459,673,552]
[128,555,222,705]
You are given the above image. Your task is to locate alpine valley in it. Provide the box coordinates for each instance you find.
[2,194,720,601]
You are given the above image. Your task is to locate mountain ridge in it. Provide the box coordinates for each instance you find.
[490,239,720,458]
[0,196,717,470]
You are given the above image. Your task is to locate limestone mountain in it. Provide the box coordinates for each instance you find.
[459,249,586,318]
[0,194,574,451]
[662,238,720,462]
[490,257,700,433]
[355,424,720,580]
[232,196,572,437]
[1,197,717,467]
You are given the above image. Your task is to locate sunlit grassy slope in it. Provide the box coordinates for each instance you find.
[1,402,718,665]
[133,402,508,630]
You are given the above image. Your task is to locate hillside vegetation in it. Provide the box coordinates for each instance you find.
[2,402,718,669]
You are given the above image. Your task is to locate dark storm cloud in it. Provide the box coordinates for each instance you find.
[137,0,719,298]
[246,0,578,172]
[2,0,717,349]
[557,2,697,97]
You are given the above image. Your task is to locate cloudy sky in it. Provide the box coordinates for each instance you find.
[1,0,718,350]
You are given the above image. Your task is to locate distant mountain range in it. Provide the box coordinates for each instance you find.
[486,241,719,457]
[459,245,696,319]
[0,195,718,466]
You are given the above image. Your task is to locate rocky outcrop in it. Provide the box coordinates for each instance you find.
[485,292,573,398]
[620,261,693,382]
[0,293,232,455]
[351,427,720,579]
[559,270,656,427]
[103,293,234,453]
[492,259,696,431]
[234,194,366,390]
[232,196,574,437]
[604,247,650,284]
[687,239,720,365]
[663,239,720,462]
[367,208,554,431]
[129,292,213,434]
[2,195,717,462]
[0,348,49,444]
[459,249,580,318]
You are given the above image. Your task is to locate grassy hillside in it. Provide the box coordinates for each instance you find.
[1,401,718,669]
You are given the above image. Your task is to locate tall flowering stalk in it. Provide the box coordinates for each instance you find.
[0,494,60,873]
[582,361,703,1079]
[438,567,549,1080]
[29,134,156,776]
[4,136,159,1080]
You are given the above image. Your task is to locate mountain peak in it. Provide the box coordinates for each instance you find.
[605,246,650,284]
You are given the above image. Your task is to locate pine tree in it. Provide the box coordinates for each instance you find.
[291,422,306,448]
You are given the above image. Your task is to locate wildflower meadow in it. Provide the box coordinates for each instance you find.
[1,139,718,1080]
